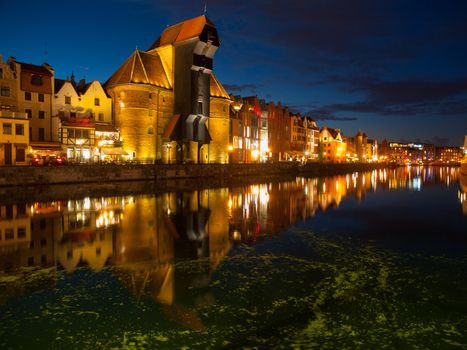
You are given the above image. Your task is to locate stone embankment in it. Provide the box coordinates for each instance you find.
[0,162,386,188]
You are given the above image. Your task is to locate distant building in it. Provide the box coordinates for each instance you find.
[304,117,319,160]
[388,142,435,165]
[290,113,305,160]
[319,127,346,162]
[268,102,290,161]
[435,146,463,163]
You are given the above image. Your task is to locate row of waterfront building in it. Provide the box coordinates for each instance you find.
[0,15,464,166]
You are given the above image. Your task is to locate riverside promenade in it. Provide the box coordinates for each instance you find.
[0,162,386,187]
[0,162,386,203]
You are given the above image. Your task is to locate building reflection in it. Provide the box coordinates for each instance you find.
[0,166,463,308]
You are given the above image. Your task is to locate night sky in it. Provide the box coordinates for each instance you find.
[2,0,466,146]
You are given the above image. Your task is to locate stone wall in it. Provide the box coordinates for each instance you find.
[0,162,386,187]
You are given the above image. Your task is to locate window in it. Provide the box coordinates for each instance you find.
[31,74,43,86]
[70,112,76,117]
[65,96,71,104]
[15,124,24,135]
[17,227,26,239]
[28,257,34,266]
[0,67,3,79]
[5,228,14,240]
[3,123,12,134]
[38,93,44,102]
[94,98,100,106]
[16,148,25,162]
[39,128,45,141]
[68,129,75,138]
[25,91,31,100]
[25,109,32,118]
[40,238,46,246]
[82,130,89,138]
[148,126,154,135]
[38,110,45,119]
[98,113,104,121]
[198,101,203,115]
[1,86,10,96]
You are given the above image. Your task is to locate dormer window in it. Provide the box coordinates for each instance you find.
[31,74,43,86]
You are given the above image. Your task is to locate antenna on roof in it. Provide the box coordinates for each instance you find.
[204,1,207,15]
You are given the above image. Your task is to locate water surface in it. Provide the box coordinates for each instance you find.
[1,167,466,349]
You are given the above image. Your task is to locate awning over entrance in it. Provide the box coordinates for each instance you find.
[162,114,181,141]
[30,141,63,151]
[101,147,128,156]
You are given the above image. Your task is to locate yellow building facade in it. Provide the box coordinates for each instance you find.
[319,127,347,162]
[0,111,30,165]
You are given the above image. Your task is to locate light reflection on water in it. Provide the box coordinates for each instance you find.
[0,166,466,348]
[0,166,464,277]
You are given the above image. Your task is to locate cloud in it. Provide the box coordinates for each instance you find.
[223,83,262,92]
[348,78,467,105]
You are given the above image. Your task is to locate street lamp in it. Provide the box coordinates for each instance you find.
[166,143,172,164]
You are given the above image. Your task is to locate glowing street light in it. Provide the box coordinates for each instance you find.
[166,143,172,164]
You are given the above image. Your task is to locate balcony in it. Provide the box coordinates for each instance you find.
[0,111,28,119]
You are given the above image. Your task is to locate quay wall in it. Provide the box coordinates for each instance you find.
[0,162,386,188]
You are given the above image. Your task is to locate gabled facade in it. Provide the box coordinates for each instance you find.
[0,55,18,112]
[319,127,346,162]
[8,58,56,143]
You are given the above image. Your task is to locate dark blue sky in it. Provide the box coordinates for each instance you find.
[2,0,466,145]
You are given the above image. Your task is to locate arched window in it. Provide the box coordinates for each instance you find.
[31,74,43,86]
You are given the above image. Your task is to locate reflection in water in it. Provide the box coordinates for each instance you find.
[0,166,463,308]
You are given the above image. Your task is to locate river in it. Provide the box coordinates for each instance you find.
[0,166,466,349]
